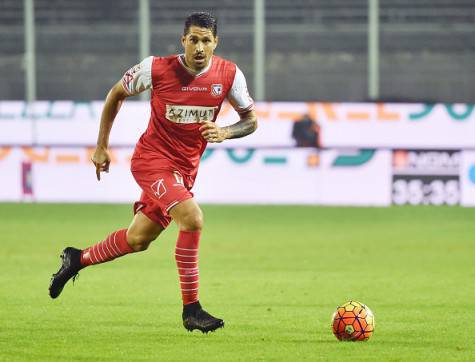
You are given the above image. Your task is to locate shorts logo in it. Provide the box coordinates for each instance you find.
[211,84,223,97]
[151,178,167,199]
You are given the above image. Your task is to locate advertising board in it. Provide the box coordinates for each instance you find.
[1,101,474,149]
[392,150,460,205]
[0,147,391,206]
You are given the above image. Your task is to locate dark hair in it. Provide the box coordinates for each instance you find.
[184,12,217,37]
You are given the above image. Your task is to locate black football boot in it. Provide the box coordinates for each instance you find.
[49,247,83,299]
[182,301,224,333]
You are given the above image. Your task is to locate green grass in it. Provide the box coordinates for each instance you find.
[0,204,474,361]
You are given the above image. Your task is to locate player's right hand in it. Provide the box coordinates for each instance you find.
[91,146,111,181]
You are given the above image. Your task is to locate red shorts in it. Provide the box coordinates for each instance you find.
[131,158,194,229]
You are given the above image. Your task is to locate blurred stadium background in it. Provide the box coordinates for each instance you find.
[1,0,475,205]
[2,0,475,101]
[1,1,475,361]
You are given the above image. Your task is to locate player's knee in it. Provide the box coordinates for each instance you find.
[126,231,156,252]
[180,210,203,231]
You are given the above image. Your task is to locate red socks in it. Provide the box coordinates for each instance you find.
[80,229,134,266]
[79,228,200,305]
[175,230,200,305]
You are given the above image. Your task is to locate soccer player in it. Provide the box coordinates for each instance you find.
[49,12,257,333]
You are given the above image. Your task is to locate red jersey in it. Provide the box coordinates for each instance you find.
[122,54,253,181]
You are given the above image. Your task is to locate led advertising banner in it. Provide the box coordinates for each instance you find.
[0,147,391,206]
[1,102,474,149]
[1,101,473,206]
[195,148,391,206]
[316,103,475,149]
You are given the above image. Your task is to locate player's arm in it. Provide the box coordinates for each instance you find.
[92,57,153,180]
[200,109,257,143]
[200,66,257,143]
[92,82,129,180]
[224,108,258,139]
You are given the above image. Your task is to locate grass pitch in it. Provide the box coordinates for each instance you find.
[0,204,474,361]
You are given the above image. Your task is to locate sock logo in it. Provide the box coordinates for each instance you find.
[151,178,167,199]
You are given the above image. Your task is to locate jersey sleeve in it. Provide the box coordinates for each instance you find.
[227,66,255,114]
[121,56,153,96]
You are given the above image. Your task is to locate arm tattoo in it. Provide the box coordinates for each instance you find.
[223,116,258,140]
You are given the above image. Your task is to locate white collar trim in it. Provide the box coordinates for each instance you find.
[177,54,212,77]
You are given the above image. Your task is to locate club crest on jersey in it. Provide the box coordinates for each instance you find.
[211,84,223,97]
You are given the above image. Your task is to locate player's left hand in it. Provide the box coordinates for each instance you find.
[199,121,228,143]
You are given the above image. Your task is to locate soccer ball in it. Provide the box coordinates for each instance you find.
[331,301,375,341]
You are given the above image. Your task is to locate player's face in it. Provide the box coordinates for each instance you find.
[182,26,218,71]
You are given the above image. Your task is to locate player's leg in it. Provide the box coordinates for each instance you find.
[81,210,165,266]
[169,198,224,333]
[49,211,164,299]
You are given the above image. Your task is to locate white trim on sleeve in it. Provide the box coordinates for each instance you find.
[121,56,153,96]
[227,66,254,114]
